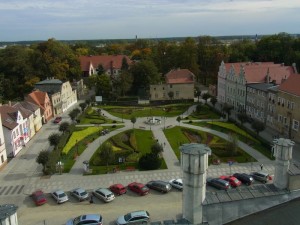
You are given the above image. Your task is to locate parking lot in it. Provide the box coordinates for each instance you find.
[1,186,182,225]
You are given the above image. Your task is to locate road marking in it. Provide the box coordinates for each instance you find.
[0,185,25,196]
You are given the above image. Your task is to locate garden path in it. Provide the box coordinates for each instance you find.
[70,104,271,174]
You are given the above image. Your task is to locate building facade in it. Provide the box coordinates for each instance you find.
[217,61,296,112]
[34,78,77,116]
[0,105,30,157]
[25,90,53,123]
[150,69,195,101]
[273,74,300,142]
[0,116,7,170]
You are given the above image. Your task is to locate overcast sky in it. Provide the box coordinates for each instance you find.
[1,0,300,42]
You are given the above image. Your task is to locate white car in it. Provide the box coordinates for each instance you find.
[92,188,115,203]
[70,188,89,201]
[51,189,69,204]
[169,178,183,190]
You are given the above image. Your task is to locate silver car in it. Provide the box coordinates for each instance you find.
[169,178,183,190]
[92,188,115,203]
[117,210,150,225]
[70,188,89,201]
[251,171,270,183]
[51,189,69,204]
[66,214,103,225]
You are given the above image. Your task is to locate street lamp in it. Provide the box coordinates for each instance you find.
[57,161,63,175]
[76,139,79,156]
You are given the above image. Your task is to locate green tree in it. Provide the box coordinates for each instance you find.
[237,112,248,125]
[179,38,199,78]
[69,108,80,121]
[59,122,70,134]
[196,103,202,113]
[36,150,50,171]
[251,120,266,135]
[99,142,115,172]
[202,93,211,104]
[222,104,234,120]
[131,117,136,128]
[210,96,217,108]
[121,57,129,70]
[94,74,112,98]
[97,64,105,75]
[31,38,81,81]
[79,102,87,112]
[138,153,161,170]
[168,91,174,100]
[48,133,61,150]
[114,71,133,97]
[151,143,163,156]
[130,60,160,95]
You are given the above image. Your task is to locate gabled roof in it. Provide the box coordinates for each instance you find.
[12,102,33,119]
[25,90,49,113]
[278,74,300,96]
[165,69,195,84]
[225,62,295,84]
[0,105,19,130]
[79,55,132,72]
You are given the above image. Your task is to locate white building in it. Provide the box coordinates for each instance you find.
[0,115,7,170]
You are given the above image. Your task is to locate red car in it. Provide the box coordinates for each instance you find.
[53,117,62,123]
[110,184,127,195]
[32,190,47,206]
[128,182,149,196]
[220,175,242,187]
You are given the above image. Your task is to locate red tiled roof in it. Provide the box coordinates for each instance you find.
[25,90,48,113]
[225,62,295,84]
[278,74,300,96]
[0,105,19,130]
[165,69,195,84]
[79,55,132,71]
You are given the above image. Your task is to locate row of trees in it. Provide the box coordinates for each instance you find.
[1,33,300,102]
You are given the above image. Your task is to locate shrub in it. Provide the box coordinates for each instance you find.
[139,153,161,170]
[129,132,138,151]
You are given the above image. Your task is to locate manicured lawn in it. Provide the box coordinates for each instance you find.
[187,104,221,120]
[99,103,191,119]
[89,129,167,174]
[164,126,255,163]
[78,107,117,124]
[62,127,103,154]
[190,121,274,159]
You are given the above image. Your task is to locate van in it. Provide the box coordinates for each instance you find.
[146,180,172,193]
[251,171,269,183]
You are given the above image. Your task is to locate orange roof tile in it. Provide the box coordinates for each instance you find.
[79,55,132,72]
[165,69,195,84]
[225,62,295,84]
[25,90,48,112]
[278,74,300,96]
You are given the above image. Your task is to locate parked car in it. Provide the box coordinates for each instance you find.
[70,188,89,201]
[31,190,47,206]
[53,117,62,123]
[92,188,115,203]
[207,178,231,190]
[169,178,183,191]
[51,189,69,204]
[251,171,270,183]
[146,180,172,193]
[232,173,254,186]
[110,184,127,195]
[128,182,149,196]
[116,210,150,225]
[220,175,242,187]
[66,214,103,225]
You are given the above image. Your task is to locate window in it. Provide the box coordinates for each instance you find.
[292,120,299,131]
[278,115,283,123]
[170,85,173,88]
[291,102,295,110]
[284,117,287,125]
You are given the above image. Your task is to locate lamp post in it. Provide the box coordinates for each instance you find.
[57,161,63,175]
